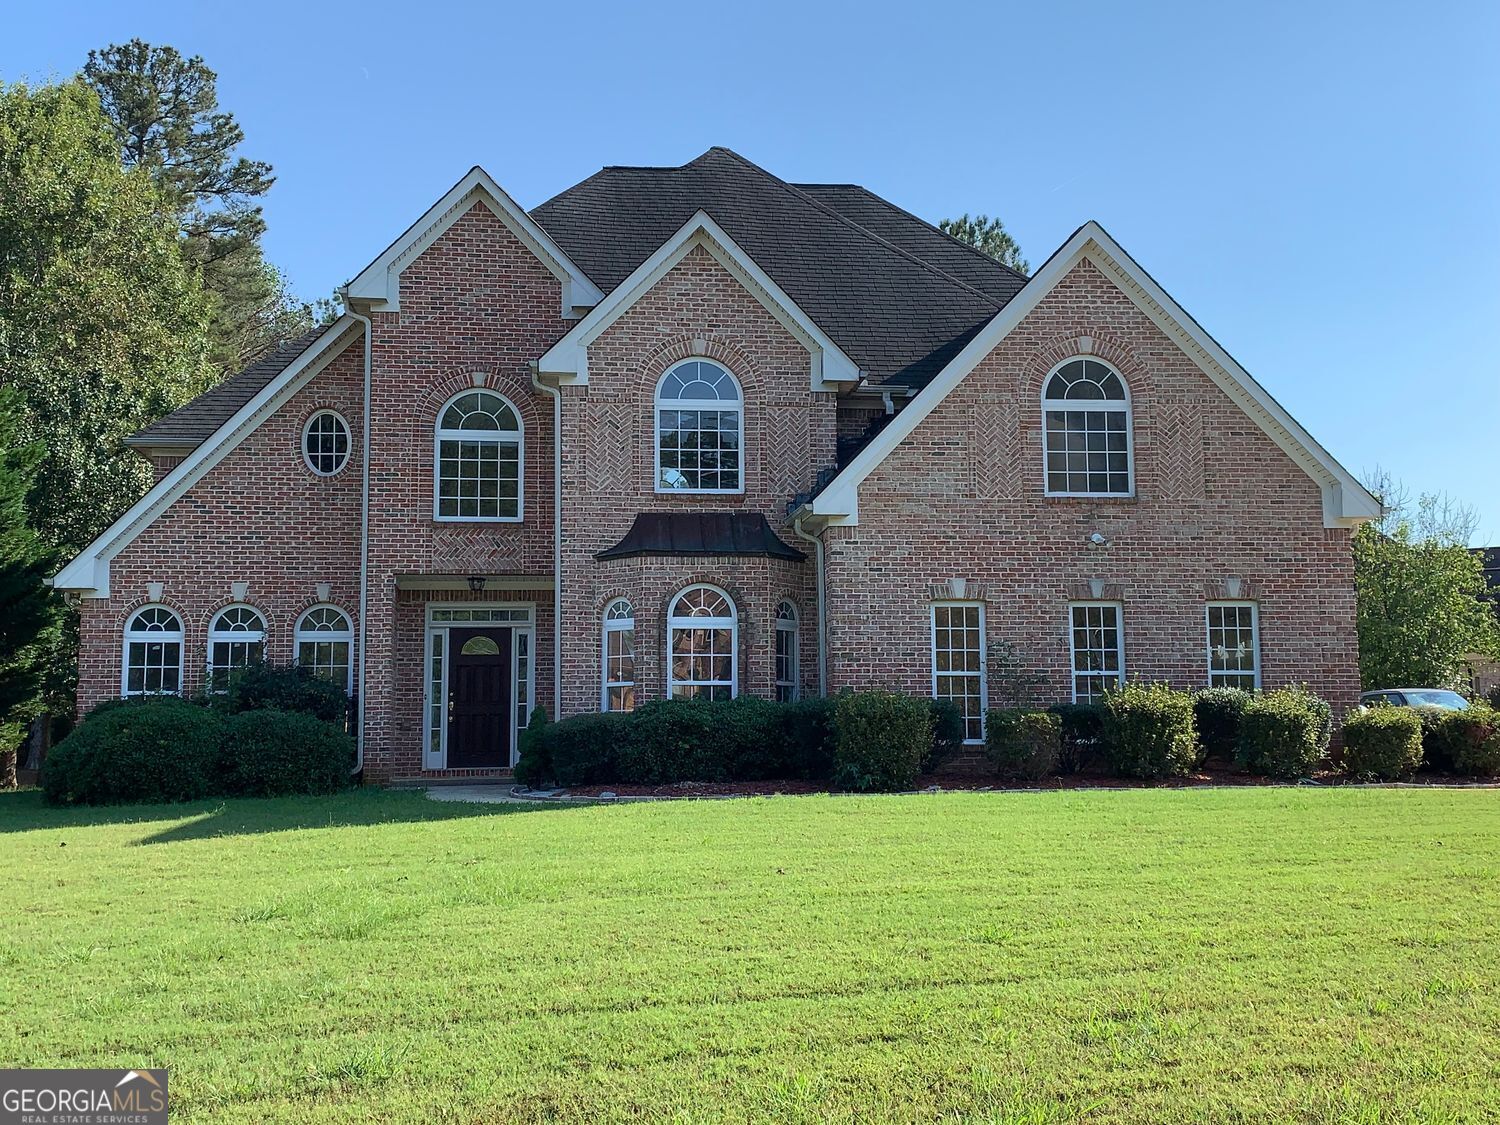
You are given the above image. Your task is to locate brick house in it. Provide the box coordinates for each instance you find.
[52,148,1381,782]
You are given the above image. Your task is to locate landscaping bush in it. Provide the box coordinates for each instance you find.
[513,705,552,788]
[1193,687,1252,766]
[924,698,965,773]
[546,712,632,787]
[1048,703,1104,773]
[618,699,735,784]
[1100,682,1197,779]
[42,696,224,805]
[831,690,931,792]
[1489,684,1500,710]
[218,661,349,725]
[984,709,1061,781]
[1237,685,1331,779]
[1341,705,1424,780]
[771,696,837,780]
[1418,704,1500,776]
[218,709,354,797]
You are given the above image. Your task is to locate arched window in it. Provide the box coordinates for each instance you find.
[774,600,800,702]
[602,598,636,712]
[1042,358,1132,496]
[655,361,743,493]
[207,605,266,692]
[434,390,523,521]
[302,410,351,476]
[122,606,183,697]
[667,585,737,700]
[294,605,354,692]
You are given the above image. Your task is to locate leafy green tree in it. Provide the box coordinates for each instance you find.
[83,40,312,373]
[0,79,211,554]
[938,213,1029,274]
[1353,470,1500,690]
[0,387,58,786]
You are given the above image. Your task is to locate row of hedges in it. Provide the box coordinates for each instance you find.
[517,693,964,794]
[1343,702,1500,780]
[43,684,355,806]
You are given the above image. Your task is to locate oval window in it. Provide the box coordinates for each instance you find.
[460,636,500,656]
[303,411,351,476]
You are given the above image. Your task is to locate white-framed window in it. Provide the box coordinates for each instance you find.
[294,605,354,692]
[931,602,986,742]
[775,600,800,703]
[302,410,351,476]
[1042,358,1133,496]
[1206,603,1260,689]
[1069,602,1125,703]
[434,390,523,521]
[667,584,737,700]
[602,598,636,712]
[121,606,184,696]
[655,360,744,494]
[207,605,267,691]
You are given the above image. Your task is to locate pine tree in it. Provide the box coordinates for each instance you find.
[938,213,1029,275]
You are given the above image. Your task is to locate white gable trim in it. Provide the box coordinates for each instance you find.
[535,210,860,392]
[51,317,365,598]
[809,221,1380,529]
[345,167,604,318]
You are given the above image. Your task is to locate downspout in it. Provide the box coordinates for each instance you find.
[791,510,827,695]
[529,363,563,719]
[342,293,374,777]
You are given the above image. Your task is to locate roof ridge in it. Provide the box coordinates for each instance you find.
[702,148,1007,309]
[814,182,1031,284]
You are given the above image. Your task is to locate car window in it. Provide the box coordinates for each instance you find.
[1402,690,1468,710]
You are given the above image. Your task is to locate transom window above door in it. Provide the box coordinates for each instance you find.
[1042,358,1133,496]
[434,390,523,521]
[655,361,743,493]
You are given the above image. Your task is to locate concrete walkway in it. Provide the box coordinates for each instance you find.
[425,785,544,804]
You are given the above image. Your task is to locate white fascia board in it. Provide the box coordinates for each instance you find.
[811,221,1380,529]
[52,317,364,598]
[535,210,859,392]
[345,167,604,318]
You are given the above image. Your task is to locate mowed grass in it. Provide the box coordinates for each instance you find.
[1,788,1497,1123]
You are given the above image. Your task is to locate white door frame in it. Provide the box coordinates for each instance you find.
[422,603,536,770]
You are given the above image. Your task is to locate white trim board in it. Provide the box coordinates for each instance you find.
[807,221,1381,529]
[345,167,603,319]
[52,317,365,597]
[536,210,860,393]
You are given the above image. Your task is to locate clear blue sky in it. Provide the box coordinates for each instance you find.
[8,1,1499,542]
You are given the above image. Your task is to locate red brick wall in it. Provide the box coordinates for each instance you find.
[556,245,835,713]
[77,340,365,711]
[823,258,1360,716]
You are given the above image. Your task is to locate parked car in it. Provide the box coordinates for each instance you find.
[1359,689,1470,710]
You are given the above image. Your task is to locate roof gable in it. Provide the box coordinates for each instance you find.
[52,317,364,596]
[808,221,1382,530]
[346,166,603,317]
[536,210,858,390]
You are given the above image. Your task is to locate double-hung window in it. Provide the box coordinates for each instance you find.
[1043,359,1133,496]
[294,605,354,692]
[1069,603,1124,702]
[1206,603,1260,688]
[435,390,523,520]
[775,601,800,702]
[931,603,986,742]
[122,607,184,696]
[207,606,266,692]
[667,585,737,700]
[655,361,743,493]
[602,598,636,712]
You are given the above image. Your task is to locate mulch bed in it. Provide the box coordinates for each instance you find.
[555,763,1493,799]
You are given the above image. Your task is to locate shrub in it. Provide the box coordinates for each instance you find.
[985,709,1061,781]
[1048,703,1104,773]
[1419,704,1500,776]
[42,696,224,805]
[618,700,732,784]
[1341,706,1423,780]
[773,697,837,780]
[547,712,632,787]
[513,705,552,788]
[831,690,931,792]
[1193,687,1252,765]
[218,661,349,725]
[1487,684,1500,710]
[1237,686,1331,779]
[1100,682,1197,779]
[219,710,353,797]
[924,698,966,773]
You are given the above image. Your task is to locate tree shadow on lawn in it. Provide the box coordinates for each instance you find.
[0,786,564,845]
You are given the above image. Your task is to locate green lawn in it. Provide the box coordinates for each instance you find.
[1,788,1497,1123]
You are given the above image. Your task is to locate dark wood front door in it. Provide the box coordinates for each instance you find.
[446,628,512,768]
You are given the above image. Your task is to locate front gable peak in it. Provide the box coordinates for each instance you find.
[345,166,604,318]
